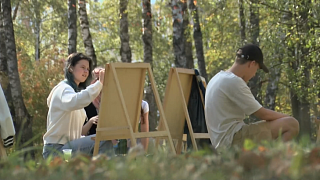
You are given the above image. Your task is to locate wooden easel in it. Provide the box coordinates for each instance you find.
[93,63,176,156]
[157,68,210,154]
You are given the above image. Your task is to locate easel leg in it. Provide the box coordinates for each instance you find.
[176,139,183,154]
[93,137,100,156]
[155,137,160,149]
[130,137,137,147]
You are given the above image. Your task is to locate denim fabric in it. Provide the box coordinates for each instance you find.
[43,143,64,159]
[43,134,114,159]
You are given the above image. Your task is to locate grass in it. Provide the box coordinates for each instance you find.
[1,139,320,180]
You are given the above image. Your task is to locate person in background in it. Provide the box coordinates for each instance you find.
[83,67,104,136]
[140,100,149,151]
[84,67,150,152]
[42,53,114,159]
[205,44,299,151]
[125,100,150,152]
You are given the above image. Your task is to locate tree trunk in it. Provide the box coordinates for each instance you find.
[249,0,259,45]
[142,0,156,131]
[33,0,40,61]
[247,0,262,105]
[295,0,312,138]
[0,1,7,74]
[68,0,77,54]
[300,0,312,138]
[172,0,186,68]
[78,0,97,67]
[264,40,283,110]
[0,1,9,93]
[12,0,20,21]
[0,1,14,117]
[238,0,246,45]
[2,0,33,157]
[182,1,193,69]
[291,89,311,138]
[264,65,281,110]
[119,0,132,63]
[289,41,311,139]
[188,0,208,82]
[291,90,300,124]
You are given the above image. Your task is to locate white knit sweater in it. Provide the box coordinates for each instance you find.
[43,80,102,145]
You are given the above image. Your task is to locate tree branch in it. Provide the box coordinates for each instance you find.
[12,0,21,21]
[258,1,292,14]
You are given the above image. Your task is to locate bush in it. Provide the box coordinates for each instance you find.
[1,140,320,180]
[18,52,65,145]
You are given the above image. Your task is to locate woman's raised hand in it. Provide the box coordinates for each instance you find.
[99,69,105,84]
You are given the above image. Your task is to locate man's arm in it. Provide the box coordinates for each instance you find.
[253,107,289,121]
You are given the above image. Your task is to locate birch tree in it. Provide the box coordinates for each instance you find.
[142,0,157,131]
[171,0,186,68]
[2,0,33,155]
[68,0,77,54]
[79,0,97,67]
[120,0,132,62]
[188,0,208,81]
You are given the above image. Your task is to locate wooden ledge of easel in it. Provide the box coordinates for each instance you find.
[181,133,210,142]
[193,133,210,139]
[111,63,150,68]
[91,134,130,141]
[133,131,169,138]
[96,126,130,132]
[175,68,195,74]
[91,131,170,141]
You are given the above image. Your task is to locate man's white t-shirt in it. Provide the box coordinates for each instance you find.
[205,71,262,149]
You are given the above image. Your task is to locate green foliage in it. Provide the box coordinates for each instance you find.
[2,142,320,179]
[17,50,65,144]
[9,0,320,147]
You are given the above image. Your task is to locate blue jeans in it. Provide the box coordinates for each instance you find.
[43,134,114,159]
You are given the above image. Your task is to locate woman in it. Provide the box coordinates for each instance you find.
[42,53,114,159]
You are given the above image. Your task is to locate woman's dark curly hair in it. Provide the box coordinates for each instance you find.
[64,53,93,92]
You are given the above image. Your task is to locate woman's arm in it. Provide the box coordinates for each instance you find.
[59,70,105,111]
[81,116,98,135]
[59,81,102,111]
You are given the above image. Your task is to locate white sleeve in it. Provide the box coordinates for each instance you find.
[226,79,262,115]
[58,81,103,111]
[142,101,149,114]
[0,84,15,147]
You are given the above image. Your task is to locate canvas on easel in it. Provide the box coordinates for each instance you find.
[93,63,176,156]
[157,68,210,154]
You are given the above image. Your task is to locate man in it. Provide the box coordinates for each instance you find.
[205,44,299,150]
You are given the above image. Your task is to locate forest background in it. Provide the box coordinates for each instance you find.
[1,0,320,157]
